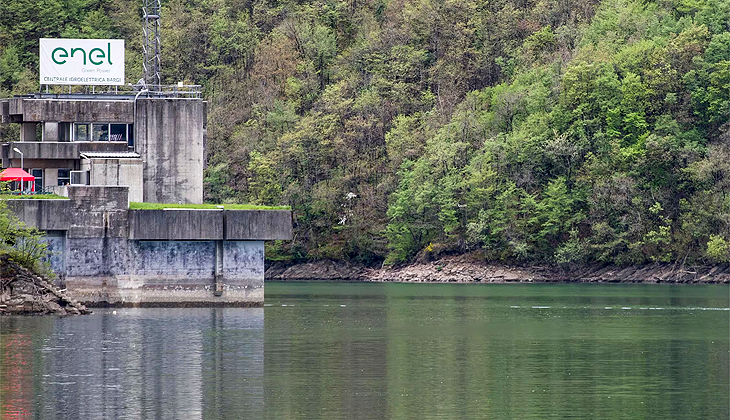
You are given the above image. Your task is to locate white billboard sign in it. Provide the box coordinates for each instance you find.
[40,38,125,86]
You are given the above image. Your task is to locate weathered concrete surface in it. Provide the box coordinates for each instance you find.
[7,141,80,160]
[5,186,291,306]
[0,100,8,124]
[65,240,264,306]
[82,158,144,202]
[128,210,223,240]
[5,199,71,230]
[135,98,204,204]
[42,121,58,141]
[226,210,293,240]
[8,195,293,241]
[8,98,133,123]
[78,142,130,153]
[59,186,130,238]
[3,142,130,167]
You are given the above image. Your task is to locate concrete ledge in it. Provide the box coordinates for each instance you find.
[225,210,293,240]
[8,141,80,160]
[65,281,264,307]
[5,199,71,230]
[128,209,224,240]
[64,185,130,210]
[78,142,130,153]
[9,98,133,123]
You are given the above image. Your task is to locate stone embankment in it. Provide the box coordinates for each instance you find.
[266,255,730,284]
[0,256,89,315]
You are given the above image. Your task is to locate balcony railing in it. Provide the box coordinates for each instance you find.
[35,84,203,100]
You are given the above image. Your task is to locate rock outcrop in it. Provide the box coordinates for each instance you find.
[0,256,90,315]
[266,255,730,284]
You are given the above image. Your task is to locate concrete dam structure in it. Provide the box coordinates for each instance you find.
[1,92,292,306]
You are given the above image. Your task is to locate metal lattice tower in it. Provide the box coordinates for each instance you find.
[142,0,161,89]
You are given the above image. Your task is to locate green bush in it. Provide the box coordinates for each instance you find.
[706,235,730,263]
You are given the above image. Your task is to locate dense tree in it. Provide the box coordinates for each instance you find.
[1,0,728,265]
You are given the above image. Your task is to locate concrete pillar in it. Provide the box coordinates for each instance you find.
[45,169,58,189]
[214,240,224,296]
[135,98,204,204]
[43,122,59,141]
[20,123,37,141]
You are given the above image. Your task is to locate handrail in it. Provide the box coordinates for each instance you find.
[32,84,203,99]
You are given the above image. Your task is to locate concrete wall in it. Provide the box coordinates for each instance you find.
[82,158,144,202]
[8,142,80,160]
[43,121,58,141]
[226,210,293,240]
[20,122,38,141]
[9,194,293,241]
[135,98,204,204]
[5,199,71,230]
[128,209,293,240]
[6,187,291,306]
[128,209,223,240]
[63,239,264,306]
[8,98,133,123]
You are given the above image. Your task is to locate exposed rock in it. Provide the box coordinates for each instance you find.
[266,256,730,284]
[266,260,366,281]
[0,255,90,315]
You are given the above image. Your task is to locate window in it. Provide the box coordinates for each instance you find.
[73,123,131,142]
[92,123,109,141]
[74,123,90,141]
[58,169,70,186]
[128,124,134,148]
[31,169,43,192]
[59,123,72,142]
[110,124,127,142]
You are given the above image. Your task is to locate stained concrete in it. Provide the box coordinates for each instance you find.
[7,141,80,160]
[5,199,71,230]
[226,210,293,240]
[6,186,291,306]
[128,209,223,240]
[135,99,204,204]
[8,98,134,123]
[82,158,143,203]
[64,239,265,306]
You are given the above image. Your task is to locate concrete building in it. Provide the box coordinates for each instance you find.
[1,91,292,306]
[1,92,204,204]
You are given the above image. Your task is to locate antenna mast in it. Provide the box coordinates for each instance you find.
[142,0,161,89]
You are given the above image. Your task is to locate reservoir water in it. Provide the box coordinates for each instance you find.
[1,283,728,419]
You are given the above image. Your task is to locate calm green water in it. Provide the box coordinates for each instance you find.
[1,283,728,419]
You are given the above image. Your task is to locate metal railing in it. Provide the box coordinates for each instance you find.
[37,84,203,99]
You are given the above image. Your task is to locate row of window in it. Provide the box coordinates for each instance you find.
[57,123,134,146]
[29,169,70,191]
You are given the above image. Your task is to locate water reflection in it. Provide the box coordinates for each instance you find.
[263,283,729,420]
[0,309,263,420]
[1,284,728,419]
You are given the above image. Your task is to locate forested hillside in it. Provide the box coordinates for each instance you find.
[1,0,728,266]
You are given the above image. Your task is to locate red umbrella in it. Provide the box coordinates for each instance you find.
[0,168,36,192]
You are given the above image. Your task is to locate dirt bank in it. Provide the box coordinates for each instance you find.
[1,256,90,315]
[266,255,730,284]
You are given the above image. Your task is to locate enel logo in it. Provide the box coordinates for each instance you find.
[52,43,113,66]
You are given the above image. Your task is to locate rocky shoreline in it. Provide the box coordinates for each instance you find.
[266,255,730,284]
[0,256,90,315]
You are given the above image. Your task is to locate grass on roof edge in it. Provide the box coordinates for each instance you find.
[129,202,290,210]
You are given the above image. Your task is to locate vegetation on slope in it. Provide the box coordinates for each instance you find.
[0,201,52,275]
[1,0,728,266]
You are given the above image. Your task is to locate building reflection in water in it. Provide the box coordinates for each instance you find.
[0,308,264,419]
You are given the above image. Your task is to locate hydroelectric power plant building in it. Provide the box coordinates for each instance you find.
[0,68,291,307]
